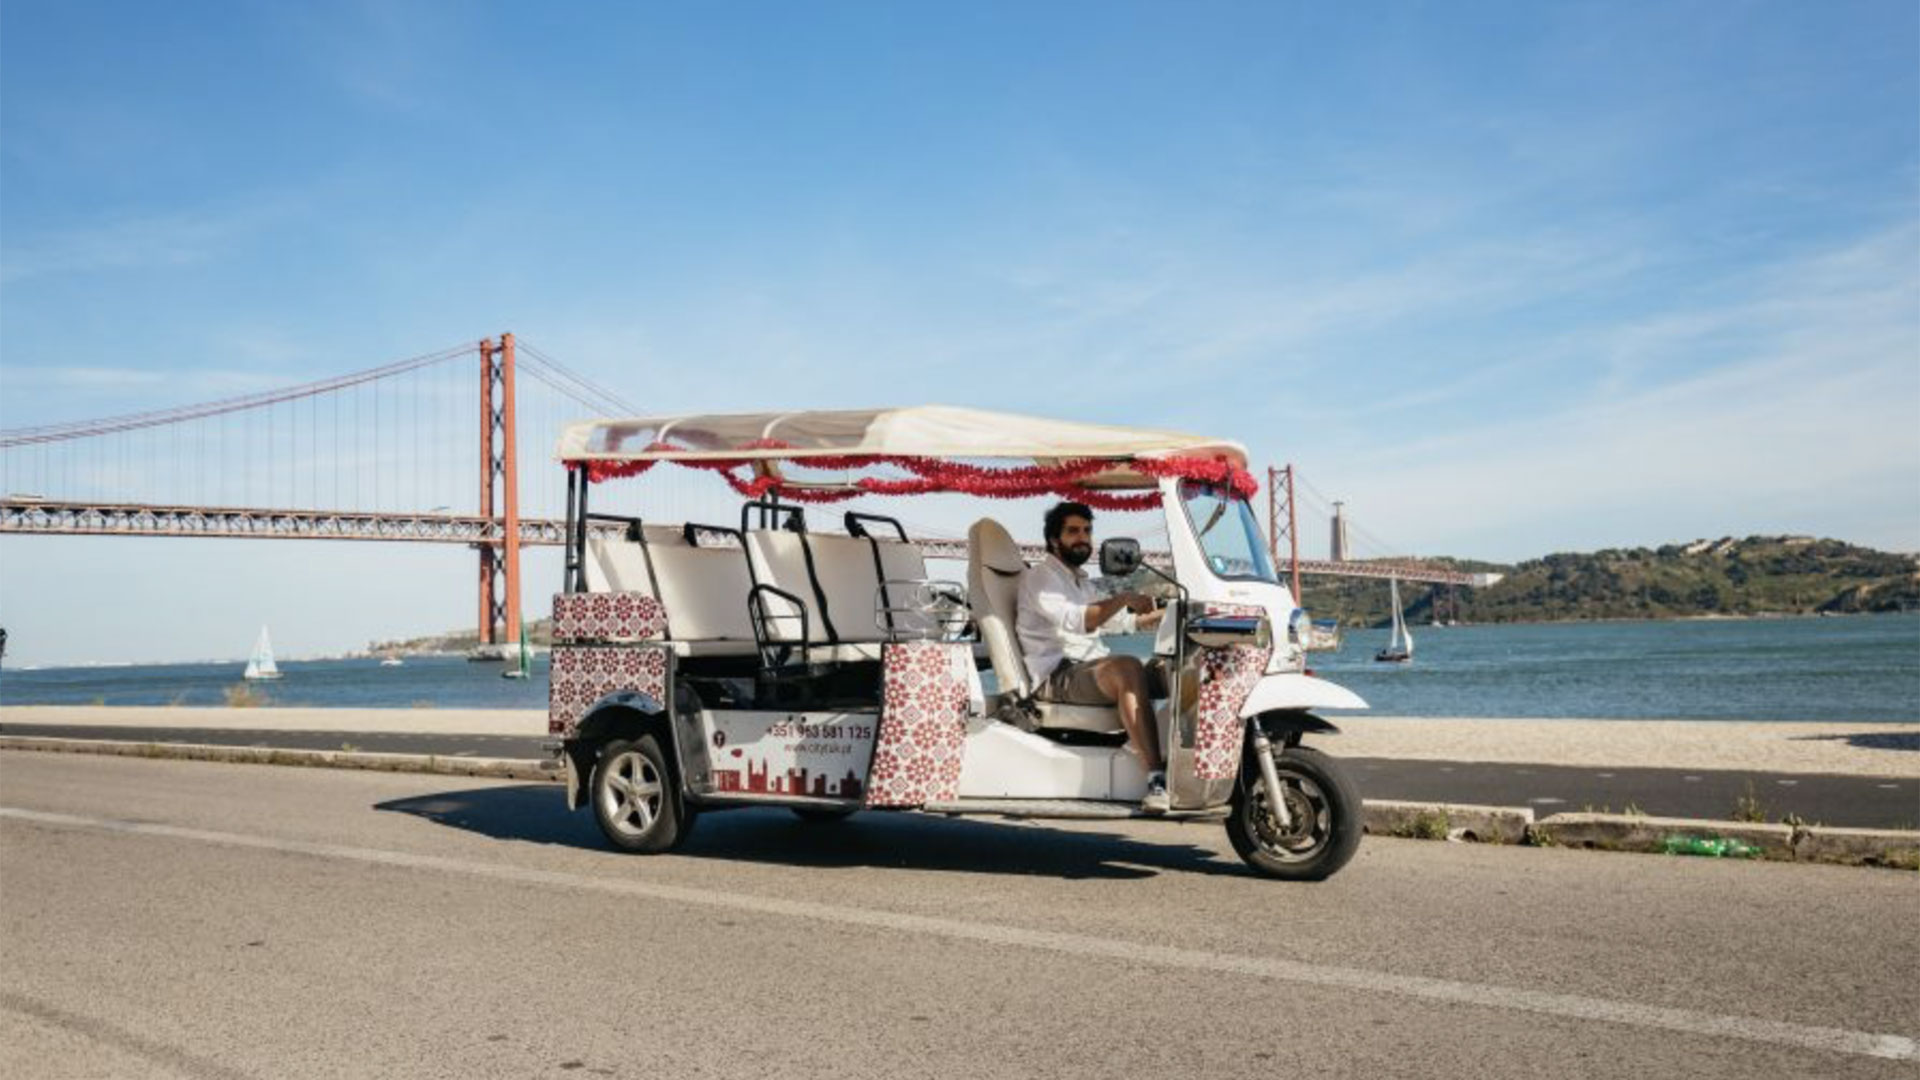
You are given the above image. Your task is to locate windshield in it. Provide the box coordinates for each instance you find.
[1180,482,1278,584]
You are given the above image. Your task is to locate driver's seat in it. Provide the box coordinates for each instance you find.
[966,518,1126,736]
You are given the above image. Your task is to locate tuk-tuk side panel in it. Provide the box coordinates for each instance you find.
[1194,643,1271,780]
[550,591,669,644]
[696,709,875,800]
[864,641,973,808]
[549,591,671,737]
[549,644,669,736]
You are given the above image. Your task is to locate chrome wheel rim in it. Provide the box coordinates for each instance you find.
[598,750,664,839]
[1246,767,1332,863]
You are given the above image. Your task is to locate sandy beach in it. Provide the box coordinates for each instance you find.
[3,706,1915,779]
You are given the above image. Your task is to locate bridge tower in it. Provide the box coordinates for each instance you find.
[1330,501,1350,562]
[1266,465,1303,602]
[476,334,523,653]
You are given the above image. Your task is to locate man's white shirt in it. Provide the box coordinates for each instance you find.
[1016,552,1136,688]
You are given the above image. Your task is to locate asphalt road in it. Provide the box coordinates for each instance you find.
[2,752,1915,1080]
[5,723,1915,828]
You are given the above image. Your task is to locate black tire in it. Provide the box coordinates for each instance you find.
[590,735,694,853]
[1226,744,1362,881]
[790,806,858,823]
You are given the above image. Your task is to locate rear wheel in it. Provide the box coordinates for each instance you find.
[1227,744,1361,881]
[591,735,694,853]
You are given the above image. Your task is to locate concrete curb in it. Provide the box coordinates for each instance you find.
[1527,811,1920,870]
[1793,825,1920,870]
[0,736,558,783]
[1362,800,1533,844]
[1530,812,1795,859]
[6,737,1915,870]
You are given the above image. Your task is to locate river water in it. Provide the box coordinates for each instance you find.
[2,615,1915,723]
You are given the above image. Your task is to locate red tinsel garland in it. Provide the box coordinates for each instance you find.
[570,439,1257,507]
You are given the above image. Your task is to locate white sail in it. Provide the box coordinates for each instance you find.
[243,626,282,680]
[1377,578,1414,662]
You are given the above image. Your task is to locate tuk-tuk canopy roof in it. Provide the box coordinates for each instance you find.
[557,405,1257,509]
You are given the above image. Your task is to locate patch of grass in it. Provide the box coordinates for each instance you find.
[339,742,361,753]
[1394,810,1451,841]
[1882,849,1920,873]
[1622,801,1647,818]
[1780,812,1809,830]
[1731,781,1768,824]
[1528,826,1558,848]
[223,683,270,708]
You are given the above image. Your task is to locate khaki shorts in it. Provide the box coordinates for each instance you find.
[1037,657,1169,706]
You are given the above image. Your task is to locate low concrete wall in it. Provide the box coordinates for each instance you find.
[1362,800,1533,844]
[0,736,555,782]
[1531,812,1795,858]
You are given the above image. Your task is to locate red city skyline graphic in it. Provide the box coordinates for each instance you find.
[711,758,864,800]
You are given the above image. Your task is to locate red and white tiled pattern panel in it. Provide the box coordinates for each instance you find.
[550,591,669,644]
[1192,643,1271,781]
[548,644,669,736]
[864,641,971,808]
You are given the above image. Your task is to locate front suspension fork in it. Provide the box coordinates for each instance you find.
[1249,725,1293,832]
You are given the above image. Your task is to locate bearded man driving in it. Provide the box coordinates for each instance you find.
[1015,500,1169,811]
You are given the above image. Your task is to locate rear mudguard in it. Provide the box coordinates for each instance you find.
[560,691,668,811]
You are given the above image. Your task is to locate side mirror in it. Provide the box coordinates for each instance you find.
[1099,537,1142,577]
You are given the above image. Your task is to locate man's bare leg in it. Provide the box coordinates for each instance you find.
[1091,655,1162,771]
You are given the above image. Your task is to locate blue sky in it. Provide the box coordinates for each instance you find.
[2,1,1916,664]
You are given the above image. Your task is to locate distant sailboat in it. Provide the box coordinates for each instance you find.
[379,652,404,668]
[1375,578,1414,664]
[501,626,531,680]
[243,626,283,680]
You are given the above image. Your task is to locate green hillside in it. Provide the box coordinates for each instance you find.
[1299,536,1920,628]
[371,535,1919,651]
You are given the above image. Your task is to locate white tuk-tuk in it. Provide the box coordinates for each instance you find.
[547,406,1368,880]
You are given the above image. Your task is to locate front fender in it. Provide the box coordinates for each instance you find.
[1239,672,1367,717]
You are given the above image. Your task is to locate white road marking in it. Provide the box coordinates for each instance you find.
[1527,797,1566,805]
[1776,780,1798,787]
[2,806,1914,1064]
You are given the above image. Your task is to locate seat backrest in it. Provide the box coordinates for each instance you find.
[744,529,834,644]
[583,525,684,597]
[869,538,940,639]
[650,536,757,642]
[966,517,1032,698]
[806,534,910,643]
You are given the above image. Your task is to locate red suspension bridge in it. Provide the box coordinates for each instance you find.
[0,335,1493,650]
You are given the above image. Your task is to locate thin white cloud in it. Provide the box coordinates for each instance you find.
[0,202,294,284]
[1320,223,1920,559]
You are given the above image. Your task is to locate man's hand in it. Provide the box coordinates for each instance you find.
[1085,592,1159,632]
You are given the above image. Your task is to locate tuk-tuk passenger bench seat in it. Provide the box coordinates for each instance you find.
[745,529,937,652]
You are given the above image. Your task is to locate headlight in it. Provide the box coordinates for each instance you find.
[1287,607,1312,646]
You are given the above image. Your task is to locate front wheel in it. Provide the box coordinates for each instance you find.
[591,735,695,853]
[1226,744,1361,881]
